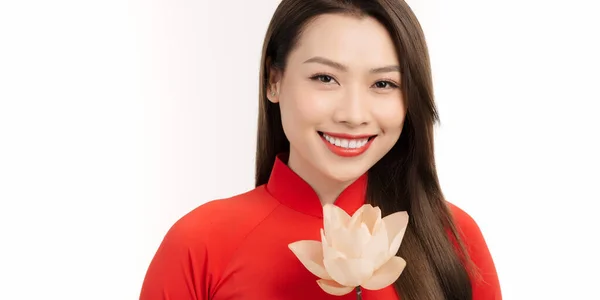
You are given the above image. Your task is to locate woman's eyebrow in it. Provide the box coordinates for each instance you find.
[370,65,401,73]
[303,56,400,74]
[304,56,348,71]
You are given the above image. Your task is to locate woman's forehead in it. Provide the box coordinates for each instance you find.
[289,14,400,69]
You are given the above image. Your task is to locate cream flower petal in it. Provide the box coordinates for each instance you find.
[361,205,382,233]
[317,279,355,296]
[320,228,329,250]
[323,256,375,287]
[321,229,346,262]
[361,219,390,270]
[329,225,363,258]
[361,256,406,290]
[322,229,346,260]
[348,205,368,230]
[372,218,383,236]
[323,204,351,244]
[382,211,409,255]
[356,222,372,249]
[324,204,351,227]
[288,240,332,280]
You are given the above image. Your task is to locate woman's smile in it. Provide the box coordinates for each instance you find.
[318,131,377,157]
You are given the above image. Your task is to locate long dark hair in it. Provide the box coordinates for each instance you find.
[255,1,475,299]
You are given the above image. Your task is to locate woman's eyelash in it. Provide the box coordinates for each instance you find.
[309,74,336,84]
[309,74,400,89]
[374,80,400,89]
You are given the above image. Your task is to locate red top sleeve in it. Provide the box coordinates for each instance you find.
[138,196,276,300]
[449,203,503,300]
[139,204,216,300]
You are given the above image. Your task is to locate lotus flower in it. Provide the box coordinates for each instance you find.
[288,204,409,297]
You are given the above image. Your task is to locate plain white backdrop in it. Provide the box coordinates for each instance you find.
[0,0,599,299]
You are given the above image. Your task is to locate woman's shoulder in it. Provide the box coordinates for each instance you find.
[446,201,503,299]
[445,201,490,251]
[141,186,281,298]
[166,186,280,247]
[446,201,481,235]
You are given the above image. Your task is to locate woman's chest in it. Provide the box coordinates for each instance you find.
[209,211,400,300]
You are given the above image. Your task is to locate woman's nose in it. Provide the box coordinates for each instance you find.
[332,87,370,127]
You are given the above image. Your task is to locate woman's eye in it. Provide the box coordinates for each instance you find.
[374,81,398,89]
[311,74,335,84]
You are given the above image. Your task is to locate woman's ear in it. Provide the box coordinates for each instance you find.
[266,59,282,103]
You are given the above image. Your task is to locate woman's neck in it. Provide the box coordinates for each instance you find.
[287,149,355,206]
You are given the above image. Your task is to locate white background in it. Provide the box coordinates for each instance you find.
[1,0,599,299]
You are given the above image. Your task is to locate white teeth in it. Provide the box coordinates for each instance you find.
[322,133,370,149]
[341,139,349,148]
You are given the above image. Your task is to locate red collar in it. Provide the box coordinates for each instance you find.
[265,153,368,218]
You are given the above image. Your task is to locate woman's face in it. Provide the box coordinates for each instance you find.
[268,13,406,184]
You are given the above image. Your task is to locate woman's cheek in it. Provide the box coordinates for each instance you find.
[375,101,406,129]
[292,92,335,123]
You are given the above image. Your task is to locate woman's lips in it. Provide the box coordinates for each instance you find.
[319,131,376,157]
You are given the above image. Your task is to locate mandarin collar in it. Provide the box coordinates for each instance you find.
[265,153,367,218]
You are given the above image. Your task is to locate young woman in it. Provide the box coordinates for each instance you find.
[140,0,502,299]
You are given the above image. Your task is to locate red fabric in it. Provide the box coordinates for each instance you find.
[140,154,501,299]
[448,203,502,300]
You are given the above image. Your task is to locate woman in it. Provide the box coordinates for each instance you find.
[140,0,502,299]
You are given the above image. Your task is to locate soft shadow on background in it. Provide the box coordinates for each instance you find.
[0,0,598,299]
